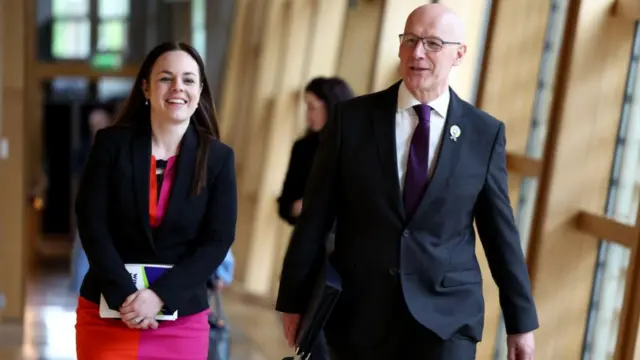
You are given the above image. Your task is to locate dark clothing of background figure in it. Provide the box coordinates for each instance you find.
[75,122,237,317]
[277,131,331,360]
[276,82,539,359]
[278,131,320,226]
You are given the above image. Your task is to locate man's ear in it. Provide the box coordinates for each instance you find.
[452,44,467,67]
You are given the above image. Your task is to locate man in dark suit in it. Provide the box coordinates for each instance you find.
[276,4,538,359]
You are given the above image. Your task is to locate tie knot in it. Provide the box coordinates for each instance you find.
[412,104,431,123]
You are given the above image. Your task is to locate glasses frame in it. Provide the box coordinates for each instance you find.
[398,33,461,53]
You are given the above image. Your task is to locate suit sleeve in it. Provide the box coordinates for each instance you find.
[275,106,342,314]
[149,147,237,312]
[75,129,138,309]
[474,122,539,335]
[277,141,304,226]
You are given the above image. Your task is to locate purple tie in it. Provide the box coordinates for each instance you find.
[403,104,431,218]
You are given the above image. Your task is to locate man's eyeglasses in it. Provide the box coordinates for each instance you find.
[398,34,461,53]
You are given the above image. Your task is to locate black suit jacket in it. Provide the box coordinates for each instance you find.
[75,122,237,317]
[276,82,538,346]
[277,132,320,225]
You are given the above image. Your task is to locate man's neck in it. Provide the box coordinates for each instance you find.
[150,116,189,159]
[409,83,449,104]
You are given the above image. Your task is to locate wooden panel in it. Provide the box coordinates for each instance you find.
[335,0,384,95]
[439,0,491,102]
[0,0,27,322]
[526,0,637,357]
[614,0,640,20]
[472,1,551,358]
[618,203,640,359]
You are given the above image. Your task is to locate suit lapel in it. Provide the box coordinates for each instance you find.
[372,81,405,222]
[154,123,198,237]
[131,123,154,248]
[409,89,469,225]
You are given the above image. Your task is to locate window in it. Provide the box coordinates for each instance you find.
[582,21,640,360]
[48,0,130,61]
[50,0,91,59]
[191,0,207,60]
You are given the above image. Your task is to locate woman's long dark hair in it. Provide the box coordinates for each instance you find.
[114,41,219,196]
[304,77,355,134]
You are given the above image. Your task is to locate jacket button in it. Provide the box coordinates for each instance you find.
[403,230,410,237]
[389,268,398,276]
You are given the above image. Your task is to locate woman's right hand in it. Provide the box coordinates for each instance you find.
[120,291,159,330]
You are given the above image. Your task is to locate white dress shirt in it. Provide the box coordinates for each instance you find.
[395,81,450,191]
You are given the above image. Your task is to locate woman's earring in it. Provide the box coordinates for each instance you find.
[145,99,149,106]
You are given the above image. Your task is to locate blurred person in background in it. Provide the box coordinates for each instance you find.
[277,77,354,360]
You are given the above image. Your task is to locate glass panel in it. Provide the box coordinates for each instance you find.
[51,19,91,59]
[98,0,130,18]
[191,0,206,59]
[52,0,89,17]
[96,77,134,102]
[493,0,569,358]
[582,21,640,360]
[97,20,128,52]
[48,77,90,102]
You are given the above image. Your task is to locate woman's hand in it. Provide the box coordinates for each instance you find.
[119,289,164,329]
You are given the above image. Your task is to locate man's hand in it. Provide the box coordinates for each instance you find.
[291,199,303,218]
[282,313,301,348]
[120,289,164,330]
[507,332,535,360]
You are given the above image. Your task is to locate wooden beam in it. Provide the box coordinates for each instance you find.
[525,0,637,356]
[0,0,28,323]
[471,0,551,357]
[33,62,138,80]
[613,0,640,20]
[575,211,637,248]
[506,153,542,177]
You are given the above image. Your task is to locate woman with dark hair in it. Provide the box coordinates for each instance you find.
[277,77,354,360]
[277,77,354,225]
[74,41,237,359]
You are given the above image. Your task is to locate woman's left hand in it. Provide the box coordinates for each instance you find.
[120,289,165,322]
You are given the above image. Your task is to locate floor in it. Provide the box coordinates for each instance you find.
[0,267,291,360]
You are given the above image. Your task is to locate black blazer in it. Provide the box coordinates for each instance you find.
[276,82,538,346]
[277,132,320,225]
[75,122,237,317]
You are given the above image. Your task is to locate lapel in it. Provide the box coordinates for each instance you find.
[131,122,198,246]
[372,81,405,223]
[131,122,154,248]
[408,89,469,226]
[154,123,198,237]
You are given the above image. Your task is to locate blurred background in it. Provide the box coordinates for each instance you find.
[0,0,639,359]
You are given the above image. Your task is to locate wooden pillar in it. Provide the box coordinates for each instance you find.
[526,0,637,357]
[240,0,349,297]
[438,0,491,103]
[0,0,28,322]
[335,0,385,95]
[470,1,551,357]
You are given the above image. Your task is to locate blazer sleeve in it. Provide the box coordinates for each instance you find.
[275,106,342,314]
[75,129,138,309]
[149,146,237,312]
[277,141,304,225]
[474,122,539,335]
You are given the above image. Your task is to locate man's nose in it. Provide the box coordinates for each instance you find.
[412,42,426,58]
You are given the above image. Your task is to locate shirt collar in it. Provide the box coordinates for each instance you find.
[397,81,450,119]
